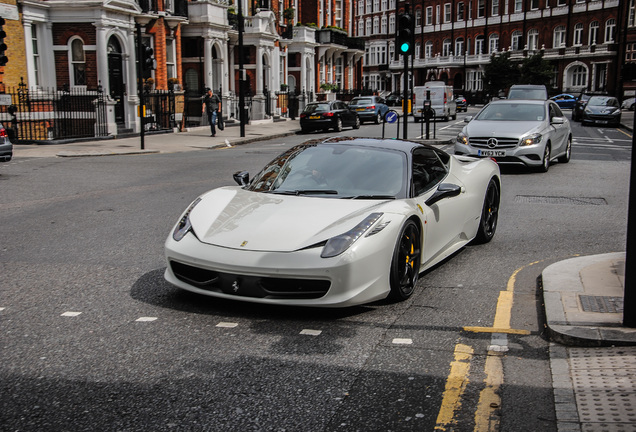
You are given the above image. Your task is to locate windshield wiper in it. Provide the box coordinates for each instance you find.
[344,195,396,200]
[270,189,339,196]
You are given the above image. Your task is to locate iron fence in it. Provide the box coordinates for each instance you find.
[143,90,177,131]
[0,84,108,143]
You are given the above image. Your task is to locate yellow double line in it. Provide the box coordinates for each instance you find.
[434,261,539,431]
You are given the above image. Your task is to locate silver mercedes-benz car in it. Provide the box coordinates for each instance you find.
[454,99,572,172]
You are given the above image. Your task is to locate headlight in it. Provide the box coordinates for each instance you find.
[520,133,542,146]
[456,132,469,145]
[321,213,384,258]
[172,197,202,241]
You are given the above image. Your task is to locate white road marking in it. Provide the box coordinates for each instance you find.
[300,329,322,336]
[216,322,239,328]
[393,338,413,344]
[61,312,82,317]
[136,317,158,322]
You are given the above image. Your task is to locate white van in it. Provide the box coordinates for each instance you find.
[413,81,457,122]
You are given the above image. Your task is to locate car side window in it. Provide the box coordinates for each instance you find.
[550,103,563,119]
[412,148,448,196]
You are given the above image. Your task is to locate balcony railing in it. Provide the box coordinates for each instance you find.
[316,29,364,52]
[137,0,188,18]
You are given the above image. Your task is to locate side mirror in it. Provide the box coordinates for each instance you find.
[464,116,473,123]
[551,116,565,125]
[233,170,250,186]
[425,183,462,207]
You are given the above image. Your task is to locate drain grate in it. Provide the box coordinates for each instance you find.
[514,195,607,205]
[579,295,624,313]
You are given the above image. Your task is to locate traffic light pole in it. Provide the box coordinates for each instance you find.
[403,55,409,140]
[136,23,145,150]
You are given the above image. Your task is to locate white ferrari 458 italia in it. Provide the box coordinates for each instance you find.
[164,137,500,307]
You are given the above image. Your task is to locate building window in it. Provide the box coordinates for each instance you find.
[570,65,587,87]
[629,0,635,28]
[335,0,343,27]
[425,41,433,58]
[389,43,394,61]
[589,21,599,45]
[358,19,364,36]
[511,30,522,50]
[444,4,451,22]
[373,17,379,34]
[426,7,433,25]
[31,24,40,87]
[366,18,371,36]
[475,35,484,54]
[415,42,421,59]
[70,38,86,87]
[381,16,387,33]
[457,2,464,20]
[389,14,395,33]
[366,0,372,14]
[604,19,616,43]
[573,23,583,46]
[415,9,422,27]
[166,39,176,79]
[443,39,451,56]
[468,70,483,91]
[553,25,566,48]
[335,57,343,87]
[489,34,499,53]
[492,0,499,16]
[455,37,464,56]
[477,0,485,18]
[381,0,387,10]
[358,0,364,16]
[527,29,539,51]
[373,0,379,13]
[530,0,539,9]
[514,0,522,12]
[389,0,395,9]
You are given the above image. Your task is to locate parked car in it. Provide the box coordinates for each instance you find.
[622,97,635,111]
[386,93,403,107]
[348,96,389,124]
[0,123,13,162]
[550,93,577,109]
[300,101,360,133]
[507,84,548,100]
[572,91,607,121]
[580,96,621,127]
[455,95,468,112]
[164,137,500,307]
[455,99,572,172]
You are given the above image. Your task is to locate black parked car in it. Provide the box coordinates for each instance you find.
[455,95,468,112]
[300,101,360,133]
[580,96,621,127]
[386,93,403,107]
[572,91,607,121]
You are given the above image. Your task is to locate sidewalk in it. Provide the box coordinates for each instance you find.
[13,118,302,159]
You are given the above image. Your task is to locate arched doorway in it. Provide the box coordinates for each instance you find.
[107,36,125,125]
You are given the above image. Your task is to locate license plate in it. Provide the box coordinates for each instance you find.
[478,150,506,157]
[309,115,321,119]
[356,108,365,111]
[596,120,608,124]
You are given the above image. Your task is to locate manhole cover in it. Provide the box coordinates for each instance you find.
[579,295,624,313]
[514,195,607,205]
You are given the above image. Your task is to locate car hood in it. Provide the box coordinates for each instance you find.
[188,186,390,252]
[586,105,620,115]
[464,120,544,138]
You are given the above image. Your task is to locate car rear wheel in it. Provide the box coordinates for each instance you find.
[389,220,421,301]
[375,113,381,124]
[335,118,343,132]
[353,116,361,129]
[473,178,499,244]
[558,137,571,163]
[540,144,551,173]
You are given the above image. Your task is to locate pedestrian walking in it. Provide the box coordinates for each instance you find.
[202,88,221,137]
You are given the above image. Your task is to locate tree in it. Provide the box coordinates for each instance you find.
[519,52,553,87]
[483,51,520,98]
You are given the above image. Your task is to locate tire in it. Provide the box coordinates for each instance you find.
[375,113,382,124]
[540,144,551,173]
[334,118,343,132]
[389,220,421,301]
[558,137,571,163]
[353,116,361,129]
[473,178,500,244]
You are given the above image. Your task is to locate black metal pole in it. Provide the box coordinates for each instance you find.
[624,111,636,327]
[238,0,246,137]
[136,23,145,150]
[402,55,408,140]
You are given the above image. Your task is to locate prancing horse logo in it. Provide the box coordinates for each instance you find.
[232,281,240,292]
[240,241,248,247]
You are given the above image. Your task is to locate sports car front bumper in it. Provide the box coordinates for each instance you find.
[164,227,398,307]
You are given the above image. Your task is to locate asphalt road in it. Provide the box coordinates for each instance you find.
[0,114,631,431]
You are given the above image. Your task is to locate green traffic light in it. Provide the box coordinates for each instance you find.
[400,42,410,53]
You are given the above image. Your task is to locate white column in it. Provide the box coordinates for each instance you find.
[127,25,139,98]
[256,46,263,95]
[22,21,37,88]
[222,40,230,96]
[95,23,109,93]
[300,52,307,92]
[204,37,213,90]
[228,44,235,93]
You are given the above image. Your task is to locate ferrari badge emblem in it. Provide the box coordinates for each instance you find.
[240,241,248,247]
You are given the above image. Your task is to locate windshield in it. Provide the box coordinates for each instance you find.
[247,143,407,198]
[587,96,618,107]
[507,88,547,100]
[303,103,331,114]
[350,98,373,106]
[475,103,546,122]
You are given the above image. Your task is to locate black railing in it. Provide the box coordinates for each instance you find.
[0,84,107,143]
[138,0,188,17]
[143,90,177,131]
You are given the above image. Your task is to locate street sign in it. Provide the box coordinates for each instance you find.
[385,110,398,124]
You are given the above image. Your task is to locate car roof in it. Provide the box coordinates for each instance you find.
[314,136,433,153]
[488,99,548,105]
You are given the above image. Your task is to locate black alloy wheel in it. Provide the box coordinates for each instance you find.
[473,178,500,244]
[389,220,421,301]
